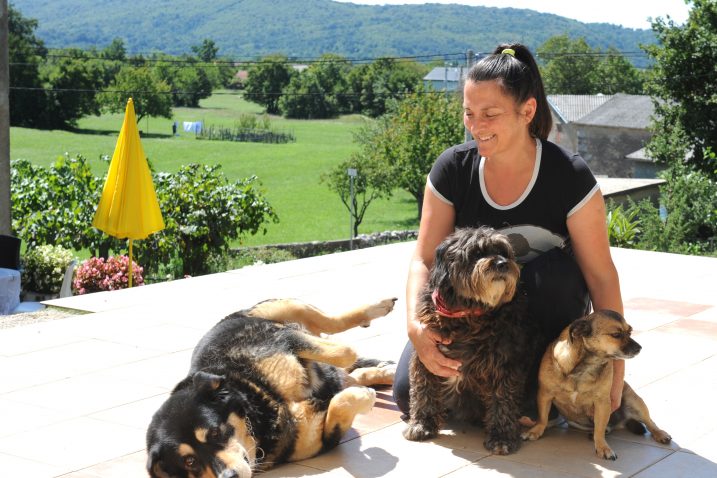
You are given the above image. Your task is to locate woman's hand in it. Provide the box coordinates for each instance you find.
[409,319,461,377]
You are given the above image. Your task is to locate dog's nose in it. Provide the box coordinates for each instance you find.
[494,256,509,272]
[218,470,240,478]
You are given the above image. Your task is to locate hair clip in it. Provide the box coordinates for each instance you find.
[501,48,515,57]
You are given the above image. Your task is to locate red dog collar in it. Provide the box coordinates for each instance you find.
[432,289,484,318]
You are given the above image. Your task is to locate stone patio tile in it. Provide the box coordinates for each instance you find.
[88,394,169,430]
[0,339,162,394]
[632,450,717,478]
[682,428,717,463]
[628,355,717,451]
[623,298,713,333]
[0,452,64,478]
[0,399,71,438]
[444,457,585,478]
[298,422,488,477]
[57,450,147,478]
[1,373,167,417]
[625,328,717,388]
[0,323,85,357]
[655,316,717,341]
[0,417,143,473]
[91,349,193,391]
[494,424,673,478]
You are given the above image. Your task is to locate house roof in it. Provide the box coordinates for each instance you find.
[423,66,466,83]
[547,94,614,123]
[573,94,654,129]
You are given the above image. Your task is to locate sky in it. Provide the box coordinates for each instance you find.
[333,0,691,30]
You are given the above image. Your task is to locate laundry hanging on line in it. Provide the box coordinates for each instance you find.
[183,121,203,134]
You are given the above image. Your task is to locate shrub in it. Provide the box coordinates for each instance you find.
[625,164,717,255]
[12,158,278,280]
[10,155,121,257]
[134,163,278,277]
[73,255,144,294]
[21,244,76,294]
[606,203,640,248]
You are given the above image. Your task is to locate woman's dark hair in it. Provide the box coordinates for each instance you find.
[466,43,552,140]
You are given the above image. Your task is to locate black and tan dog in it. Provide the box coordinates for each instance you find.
[521,310,671,460]
[146,297,397,478]
[403,227,538,455]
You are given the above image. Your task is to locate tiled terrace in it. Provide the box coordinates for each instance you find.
[1,241,716,477]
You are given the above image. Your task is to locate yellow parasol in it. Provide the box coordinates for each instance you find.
[92,98,164,287]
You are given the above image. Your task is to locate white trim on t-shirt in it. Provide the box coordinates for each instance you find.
[567,183,600,217]
[427,176,453,206]
[479,138,542,210]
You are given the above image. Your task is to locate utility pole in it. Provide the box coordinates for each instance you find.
[0,0,11,235]
[347,168,357,250]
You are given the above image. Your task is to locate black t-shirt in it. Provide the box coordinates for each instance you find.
[428,139,598,263]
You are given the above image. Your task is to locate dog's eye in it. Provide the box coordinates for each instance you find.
[208,427,221,441]
[183,455,197,469]
[610,332,623,339]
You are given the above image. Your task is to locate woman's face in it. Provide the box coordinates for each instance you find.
[462,80,535,159]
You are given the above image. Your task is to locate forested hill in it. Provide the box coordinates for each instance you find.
[12,0,656,64]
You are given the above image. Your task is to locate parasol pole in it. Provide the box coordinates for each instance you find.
[128,239,133,288]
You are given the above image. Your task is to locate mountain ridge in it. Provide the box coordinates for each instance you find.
[11,0,656,65]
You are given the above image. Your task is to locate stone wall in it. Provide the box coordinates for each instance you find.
[237,230,418,259]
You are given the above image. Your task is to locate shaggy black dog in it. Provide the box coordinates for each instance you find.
[403,227,538,454]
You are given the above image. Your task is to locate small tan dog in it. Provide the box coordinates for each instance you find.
[521,310,671,460]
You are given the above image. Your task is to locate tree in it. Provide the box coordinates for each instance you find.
[538,35,600,94]
[8,4,47,127]
[325,87,464,225]
[243,55,294,115]
[190,39,234,89]
[538,35,645,95]
[596,47,645,94]
[154,55,213,107]
[322,121,396,236]
[348,58,426,117]
[644,0,717,178]
[41,48,106,128]
[99,66,172,123]
[379,88,465,218]
[191,38,219,62]
[279,54,351,119]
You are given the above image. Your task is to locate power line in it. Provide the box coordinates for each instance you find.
[13,50,469,67]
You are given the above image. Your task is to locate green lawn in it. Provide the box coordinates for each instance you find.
[9,91,419,246]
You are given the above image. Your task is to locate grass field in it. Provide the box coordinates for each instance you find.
[9,91,419,247]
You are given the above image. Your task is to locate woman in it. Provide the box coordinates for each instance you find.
[392,43,625,424]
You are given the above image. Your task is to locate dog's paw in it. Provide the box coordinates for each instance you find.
[521,424,545,441]
[596,443,617,460]
[355,386,376,414]
[485,435,520,455]
[652,429,672,444]
[364,298,398,321]
[403,422,438,442]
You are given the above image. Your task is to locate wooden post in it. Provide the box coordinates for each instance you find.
[0,0,11,235]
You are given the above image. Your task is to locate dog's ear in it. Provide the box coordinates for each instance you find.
[431,239,453,287]
[193,370,225,394]
[146,444,162,477]
[569,318,592,342]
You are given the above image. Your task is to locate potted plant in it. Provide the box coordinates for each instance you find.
[73,255,144,295]
[21,244,76,301]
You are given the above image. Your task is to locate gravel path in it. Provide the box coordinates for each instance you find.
[0,307,84,329]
